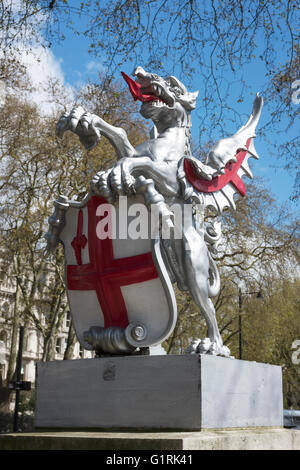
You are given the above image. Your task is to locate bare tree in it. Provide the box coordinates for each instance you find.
[1,1,298,195]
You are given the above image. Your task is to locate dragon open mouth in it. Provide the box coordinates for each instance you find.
[122,72,164,104]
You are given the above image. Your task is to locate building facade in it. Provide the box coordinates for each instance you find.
[0,263,92,386]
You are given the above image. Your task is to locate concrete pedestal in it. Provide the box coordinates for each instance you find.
[1,429,300,450]
[35,355,283,431]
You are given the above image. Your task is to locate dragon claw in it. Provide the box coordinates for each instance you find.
[186,338,231,358]
[122,172,136,194]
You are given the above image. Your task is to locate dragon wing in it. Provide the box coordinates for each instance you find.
[178,94,263,213]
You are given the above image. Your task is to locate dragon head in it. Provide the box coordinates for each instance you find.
[122,67,198,132]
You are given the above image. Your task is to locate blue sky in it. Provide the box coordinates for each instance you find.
[48,11,299,212]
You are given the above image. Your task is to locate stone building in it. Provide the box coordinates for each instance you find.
[0,262,92,386]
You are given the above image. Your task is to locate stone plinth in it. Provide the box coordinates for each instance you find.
[35,355,283,430]
[1,429,299,450]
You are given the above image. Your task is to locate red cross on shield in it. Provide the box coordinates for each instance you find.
[59,194,177,351]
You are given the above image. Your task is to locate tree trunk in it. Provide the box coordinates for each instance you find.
[6,285,21,385]
[63,320,77,360]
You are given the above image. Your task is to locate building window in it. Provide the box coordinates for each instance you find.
[1,302,10,317]
[0,330,8,348]
[0,363,6,383]
[56,337,68,355]
[55,338,62,354]
[65,311,71,328]
[26,332,37,353]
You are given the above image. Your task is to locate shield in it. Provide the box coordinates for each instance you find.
[57,193,177,352]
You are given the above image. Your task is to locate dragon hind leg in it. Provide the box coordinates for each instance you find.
[182,226,230,357]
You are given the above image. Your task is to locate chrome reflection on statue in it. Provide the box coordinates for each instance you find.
[51,66,263,357]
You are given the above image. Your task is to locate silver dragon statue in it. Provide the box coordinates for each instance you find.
[54,67,263,357]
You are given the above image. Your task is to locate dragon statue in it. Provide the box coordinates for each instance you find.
[55,67,263,357]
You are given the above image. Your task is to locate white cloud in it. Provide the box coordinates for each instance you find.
[86,60,106,74]
[1,43,75,115]
[70,60,107,90]
[86,60,100,72]
[18,46,75,115]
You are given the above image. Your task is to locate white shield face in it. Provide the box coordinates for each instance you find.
[59,194,177,350]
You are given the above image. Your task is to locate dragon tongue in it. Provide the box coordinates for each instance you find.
[121,72,141,101]
[121,71,159,103]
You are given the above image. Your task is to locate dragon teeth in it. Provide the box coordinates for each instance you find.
[152,100,163,107]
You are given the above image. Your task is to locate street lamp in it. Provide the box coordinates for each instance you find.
[238,287,263,360]
[8,326,31,432]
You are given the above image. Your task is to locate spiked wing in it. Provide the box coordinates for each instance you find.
[179,94,263,214]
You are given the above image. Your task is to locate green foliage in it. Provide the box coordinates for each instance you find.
[18,390,35,414]
[0,411,35,434]
[241,279,300,408]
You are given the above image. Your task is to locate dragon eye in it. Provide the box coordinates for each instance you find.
[173,87,182,96]
[152,74,159,80]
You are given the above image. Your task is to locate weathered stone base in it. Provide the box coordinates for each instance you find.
[35,355,283,430]
[0,429,299,450]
